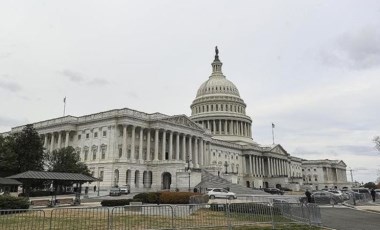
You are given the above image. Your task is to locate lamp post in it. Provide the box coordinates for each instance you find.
[186,154,192,192]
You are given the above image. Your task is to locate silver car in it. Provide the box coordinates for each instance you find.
[207,188,237,199]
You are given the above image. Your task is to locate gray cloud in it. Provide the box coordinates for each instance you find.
[60,69,85,82]
[321,25,380,69]
[0,79,22,92]
[329,145,377,156]
[0,116,25,127]
[0,52,12,59]
[88,78,109,86]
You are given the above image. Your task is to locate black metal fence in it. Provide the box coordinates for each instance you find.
[0,202,321,229]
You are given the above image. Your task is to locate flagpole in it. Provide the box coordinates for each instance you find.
[63,97,66,116]
[272,123,275,145]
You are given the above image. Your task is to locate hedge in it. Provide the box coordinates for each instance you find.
[133,192,199,204]
[0,196,30,209]
[101,199,142,207]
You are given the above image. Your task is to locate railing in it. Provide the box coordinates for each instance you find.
[0,202,322,229]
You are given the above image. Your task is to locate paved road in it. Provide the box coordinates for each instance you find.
[321,207,380,230]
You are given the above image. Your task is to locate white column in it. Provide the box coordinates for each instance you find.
[65,131,69,147]
[123,126,127,158]
[199,139,204,166]
[50,133,54,152]
[176,132,180,160]
[44,135,48,149]
[229,120,233,135]
[248,155,252,175]
[154,129,159,161]
[131,126,136,161]
[147,129,151,161]
[161,130,166,160]
[213,120,216,134]
[139,128,143,161]
[268,158,272,176]
[182,135,186,161]
[224,120,227,134]
[258,157,262,176]
[262,157,265,176]
[188,136,192,167]
[218,120,222,134]
[57,132,62,149]
[194,138,199,168]
[169,131,173,160]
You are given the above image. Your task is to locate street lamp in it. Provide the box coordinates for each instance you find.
[186,154,192,192]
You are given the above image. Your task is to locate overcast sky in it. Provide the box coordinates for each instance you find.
[1,0,379,183]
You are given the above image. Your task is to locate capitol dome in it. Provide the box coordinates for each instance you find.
[190,47,254,145]
[196,74,240,97]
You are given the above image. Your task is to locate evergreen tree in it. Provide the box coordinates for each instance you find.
[13,124,45,173]
[47,146,90,176]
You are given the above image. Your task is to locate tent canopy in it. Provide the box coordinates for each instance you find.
[7,171,98,182]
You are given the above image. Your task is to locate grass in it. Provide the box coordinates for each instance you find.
[0,207,323,229]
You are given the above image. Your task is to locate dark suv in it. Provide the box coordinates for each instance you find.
[263,188,284,195]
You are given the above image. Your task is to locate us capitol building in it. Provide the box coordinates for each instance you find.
[5,48,349,192]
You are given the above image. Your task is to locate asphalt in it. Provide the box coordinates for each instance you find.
[320,206,380,230]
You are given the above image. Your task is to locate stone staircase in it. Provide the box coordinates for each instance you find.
[195,169,266,195]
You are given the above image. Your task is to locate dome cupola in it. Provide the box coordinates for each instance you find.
[190,47,254,145]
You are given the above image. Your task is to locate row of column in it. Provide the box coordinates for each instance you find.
[42,132,70,152]
[198,119,251,137]
[121,125,212,168]
[246,155,265,177]
[267,157,290,177]
[244,155,290,177]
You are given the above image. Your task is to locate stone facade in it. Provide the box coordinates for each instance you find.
[301,159,350,190]
[3,48,348,192]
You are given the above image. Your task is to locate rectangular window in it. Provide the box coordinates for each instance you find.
[78,135,81,140]
[84,150,88,160]
[101,148,106,159]
[119,148,122,158]
[86,133,90,139]
[93,150,97,160]
[103,131,107,137]
[94,132,98,138]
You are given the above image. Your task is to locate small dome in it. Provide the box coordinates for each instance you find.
[196,76,240,97]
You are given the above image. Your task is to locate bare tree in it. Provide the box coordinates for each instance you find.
[374,136,380,152]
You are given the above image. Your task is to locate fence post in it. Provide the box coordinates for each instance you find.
[170,205,175,230]
[108,207,112,230]
[226,203,232,230]
[270,203,275,230]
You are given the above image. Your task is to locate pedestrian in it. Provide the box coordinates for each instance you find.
[305,189,312,203]
[370,188,376,202]
[94,185,97,193]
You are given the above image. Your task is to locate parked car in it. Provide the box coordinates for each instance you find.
[312,191,343,204]
[263,188,284,195]
[119,185,130,195]
[207,188,237,199]
[329,190,344,200]
[109,187,121,196]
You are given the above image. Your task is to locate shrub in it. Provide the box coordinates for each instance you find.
[133,193,148,202]
[0,196,30,209]
[160,192,196,204]
[133,192,198,204]
[101,199,140,207]
[189,194,209,204]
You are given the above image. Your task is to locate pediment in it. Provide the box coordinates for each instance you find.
[160,115,203,131]
[270,145,288,156]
